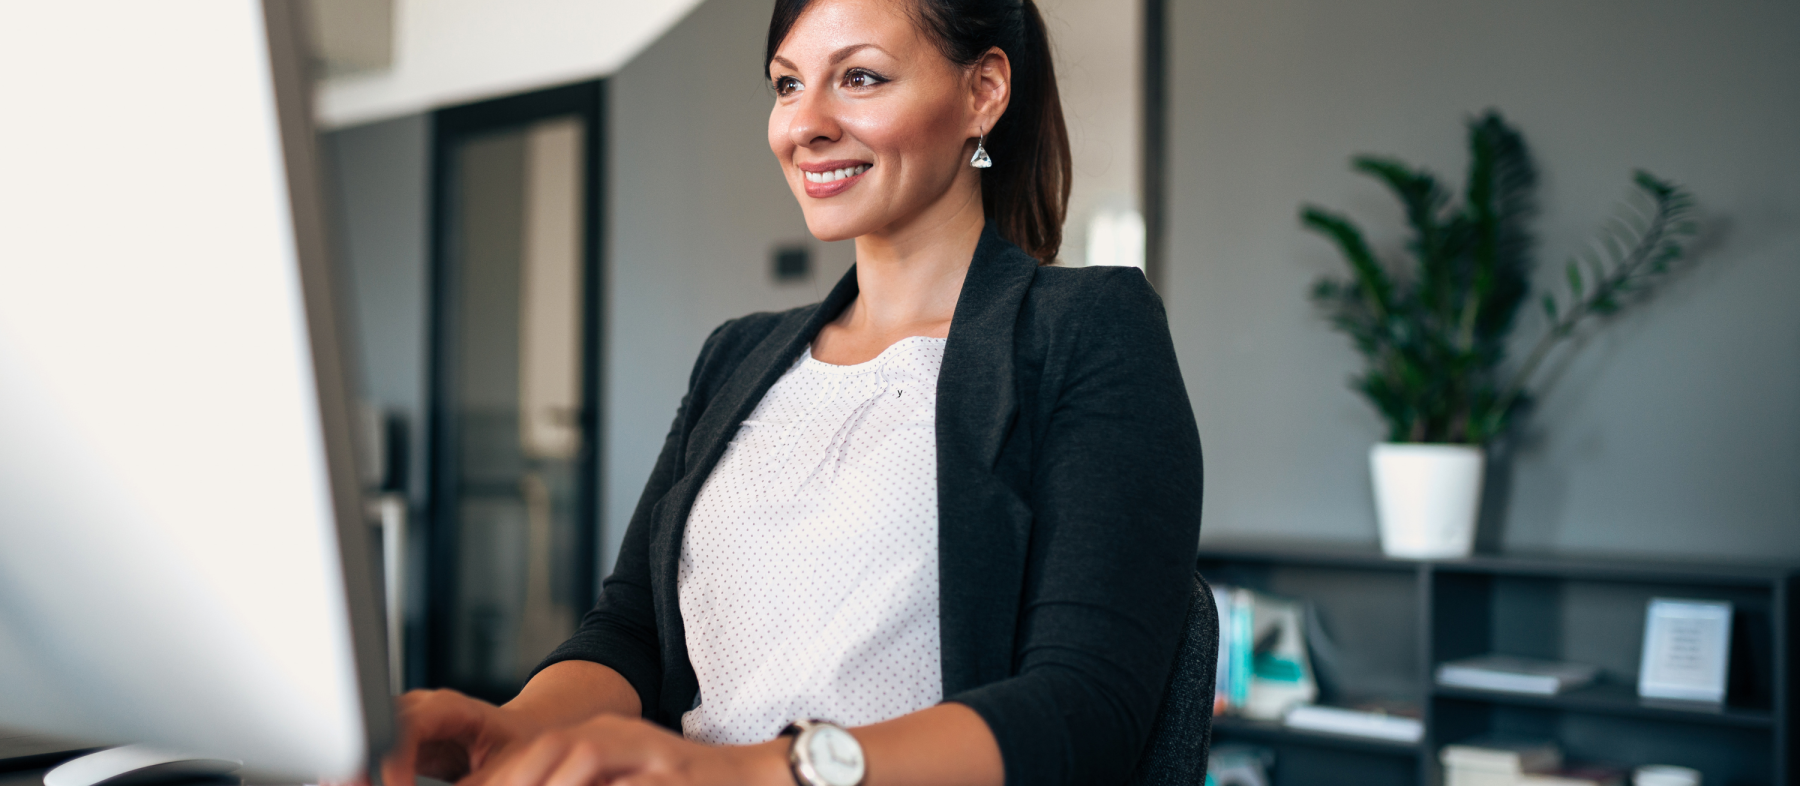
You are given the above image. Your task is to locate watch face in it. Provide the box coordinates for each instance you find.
[804,725,866,786]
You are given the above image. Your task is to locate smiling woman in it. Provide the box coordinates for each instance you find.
[372,1,1205,786]
[763,0,1070,265]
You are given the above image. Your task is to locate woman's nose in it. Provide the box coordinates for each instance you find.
[788,89,840,149]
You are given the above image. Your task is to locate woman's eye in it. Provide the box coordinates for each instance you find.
[772,76,801,96]
[843,69,887,89]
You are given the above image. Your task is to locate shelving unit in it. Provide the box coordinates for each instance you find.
[1196,540,1797,786]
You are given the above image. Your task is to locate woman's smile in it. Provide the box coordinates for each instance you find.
[799,160,874,198]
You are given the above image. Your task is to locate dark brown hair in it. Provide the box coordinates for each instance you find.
[766,0,1072,263]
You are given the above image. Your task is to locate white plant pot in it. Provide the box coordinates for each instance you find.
[1369,443,1485,559]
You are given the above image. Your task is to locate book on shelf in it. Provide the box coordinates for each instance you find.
[1441,737,1562,786]
[1435,654,1599,696]
[1440,737,1625,786]
[1207,744,1273,786]
[1282,702,1423,743]
[1520,766,1627,786]
[1209,584,1318,720]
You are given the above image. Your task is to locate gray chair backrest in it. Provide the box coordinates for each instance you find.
[1125,571,1218,786]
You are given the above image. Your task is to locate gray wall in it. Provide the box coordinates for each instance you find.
[1167,0,1800,559]
[601,0,856,571]
[322,114,432,507]
[327,0,1800,570]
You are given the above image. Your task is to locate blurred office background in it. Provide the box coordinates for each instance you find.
[308,0,1800,769]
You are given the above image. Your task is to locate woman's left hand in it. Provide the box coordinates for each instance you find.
[456,714,789,786]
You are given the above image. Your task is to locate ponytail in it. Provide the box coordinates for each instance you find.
[767,0,1073,263]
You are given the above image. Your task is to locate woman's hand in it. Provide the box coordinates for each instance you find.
[372,663,645,786]
[451,702,1002,786]
[457,714,789,786]
[381,688,542,786]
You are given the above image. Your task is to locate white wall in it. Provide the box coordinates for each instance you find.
[316,0,704,128]
[1167,0,1800,558]
[1038,0,1141,267]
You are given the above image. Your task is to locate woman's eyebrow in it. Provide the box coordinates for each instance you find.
[770,43,892,75]
[828,43,888,64]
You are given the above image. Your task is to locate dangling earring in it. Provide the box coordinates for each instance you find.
[970,132,993,169]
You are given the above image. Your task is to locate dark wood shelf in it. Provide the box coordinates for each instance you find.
[1196,539,1421,572]
[1210,715,1422,756]
[1199,538,1792,585]
[1431,682,1776,728]
[1193,538,1798,786]
[1432,552,1792,587]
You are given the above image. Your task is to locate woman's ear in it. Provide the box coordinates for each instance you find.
[969,46,1012,136]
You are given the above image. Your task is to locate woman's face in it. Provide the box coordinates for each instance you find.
[768,0,1004,242]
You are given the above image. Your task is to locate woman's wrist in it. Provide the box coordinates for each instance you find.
[722,739,795,786]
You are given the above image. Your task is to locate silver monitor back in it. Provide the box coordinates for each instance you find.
[0,2,392,780]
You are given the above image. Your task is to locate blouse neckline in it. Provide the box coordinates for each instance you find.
[801,334,948,374]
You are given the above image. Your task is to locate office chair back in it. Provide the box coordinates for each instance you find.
[1125,571,1218,786]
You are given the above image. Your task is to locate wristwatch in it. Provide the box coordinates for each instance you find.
[780,719,867,786]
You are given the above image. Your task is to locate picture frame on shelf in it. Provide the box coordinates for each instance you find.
[1637,598,1733,704]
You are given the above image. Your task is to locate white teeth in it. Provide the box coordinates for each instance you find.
[804,164,870,184]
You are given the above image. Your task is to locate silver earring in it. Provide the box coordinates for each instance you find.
[970,133,993,169]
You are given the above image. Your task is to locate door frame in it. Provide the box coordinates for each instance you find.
[425,80,606,695]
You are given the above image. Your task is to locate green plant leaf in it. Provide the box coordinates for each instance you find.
[1292,113,1732,448]
[1302,205,1396,322]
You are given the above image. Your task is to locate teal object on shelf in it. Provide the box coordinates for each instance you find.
[1228,589,1254,707]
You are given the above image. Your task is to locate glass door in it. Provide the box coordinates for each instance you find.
[428,83,602,701]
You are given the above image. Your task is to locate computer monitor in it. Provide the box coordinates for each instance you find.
[0,2,392,781]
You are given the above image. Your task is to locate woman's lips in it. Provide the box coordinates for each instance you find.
[800,162,872,198]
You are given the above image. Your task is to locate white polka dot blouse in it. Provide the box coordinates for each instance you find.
[677,335,946,745]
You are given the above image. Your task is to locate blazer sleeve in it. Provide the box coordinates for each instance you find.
[531,320,736,717]
[947,269,1204,786]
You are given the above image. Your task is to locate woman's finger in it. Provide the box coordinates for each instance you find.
[386,690,491,786]
[606,773,677,786]
[460,733,565,786]
[496,735,578,786]
[538,741,606,786]
[381,727,420,786]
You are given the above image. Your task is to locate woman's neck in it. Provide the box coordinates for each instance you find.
[842,181,986,336]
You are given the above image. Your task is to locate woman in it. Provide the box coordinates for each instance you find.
[382,0,1202,784]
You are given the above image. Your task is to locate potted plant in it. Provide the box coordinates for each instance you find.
[1303,111,1699,558]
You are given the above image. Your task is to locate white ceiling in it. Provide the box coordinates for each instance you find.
[312,0,705,129]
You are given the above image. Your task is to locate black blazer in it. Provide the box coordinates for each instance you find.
[538,225,1203,786]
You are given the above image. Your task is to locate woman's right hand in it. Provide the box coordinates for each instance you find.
[377,662,644,786]
[381,689,541,786]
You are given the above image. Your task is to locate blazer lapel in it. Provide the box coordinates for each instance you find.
[936,224,1038,694]
[938,224,1035,469]
[678,270,858,481]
